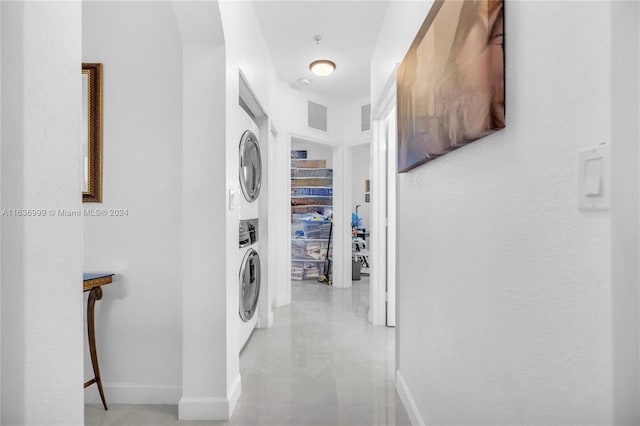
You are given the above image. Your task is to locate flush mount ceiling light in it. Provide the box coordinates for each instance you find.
[309,60,336,77]
[309,35,336,77]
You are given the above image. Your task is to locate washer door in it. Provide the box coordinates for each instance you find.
[239,248,261,322]
[239,130,262,202]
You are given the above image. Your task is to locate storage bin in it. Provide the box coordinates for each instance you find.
[292,205,333,216]
[291,168,333,178]
[291,262,304,281]
[302,220,332,239]
[291,196,333,206]
[291,187,333,197]
[291,177,332,187]
[292,159,326,168]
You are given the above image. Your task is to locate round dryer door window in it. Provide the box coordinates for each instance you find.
[239,130,262,202]
[239,248,261,322]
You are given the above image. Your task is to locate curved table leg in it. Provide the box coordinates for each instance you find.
[85,286,108,410]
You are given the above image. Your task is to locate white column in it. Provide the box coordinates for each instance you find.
[1,2,83,424]
[179,44,235,420]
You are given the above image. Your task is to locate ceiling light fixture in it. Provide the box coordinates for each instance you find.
[309,60,336,77]
[309,35,336,77]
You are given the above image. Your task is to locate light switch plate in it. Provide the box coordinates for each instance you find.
[229,188,238,211]
[578,144,610,210]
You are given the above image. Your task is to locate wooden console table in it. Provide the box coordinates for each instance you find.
[84,272,114,410]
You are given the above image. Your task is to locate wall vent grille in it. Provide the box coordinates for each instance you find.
[361,104,371,131]
[308,101,328,132]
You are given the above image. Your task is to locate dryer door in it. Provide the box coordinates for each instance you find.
[239,130,262,202]
[239,248,261,322]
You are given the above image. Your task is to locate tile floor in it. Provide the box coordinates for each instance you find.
[86,277,410,425]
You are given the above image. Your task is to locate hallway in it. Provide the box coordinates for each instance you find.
[85,279,410,425]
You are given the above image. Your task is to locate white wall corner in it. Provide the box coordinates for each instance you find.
[274,294,291,308]
[178,396,231,421]
[257,311,274,329]
[228,373,242,416]
[396,371,425,426]
[177,374,240,421]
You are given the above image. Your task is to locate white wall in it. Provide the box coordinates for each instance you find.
[0,4,4,420]
[373,1,622,424]
[342,95,372,145]
[218,0,280,417]
[82,1,184,404]
[1,2,83,424]
[279,82,343,145]
[610,2,640,423]
[172,0,230,419]
[350,144,370,231]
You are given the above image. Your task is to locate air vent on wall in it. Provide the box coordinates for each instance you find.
[361,104,371,131]
[308,100,328,132]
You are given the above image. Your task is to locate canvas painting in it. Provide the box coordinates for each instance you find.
[397,0,505,173]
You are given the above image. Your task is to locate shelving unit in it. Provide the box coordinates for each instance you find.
[291,154,333,281]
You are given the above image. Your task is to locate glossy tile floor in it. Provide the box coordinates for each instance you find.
[86,277,410,425]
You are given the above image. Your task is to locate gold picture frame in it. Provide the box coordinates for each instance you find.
[82,63,103,202]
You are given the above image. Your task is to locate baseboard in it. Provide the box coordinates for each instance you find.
[257,311,272,329]
[228,373,241,415]
[178,396,230,420]
[274,294,290,307]
[84,382,181,405]
[178,374,242,421]
[396,370,425,426]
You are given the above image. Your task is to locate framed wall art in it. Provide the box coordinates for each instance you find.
[397,0,505,172]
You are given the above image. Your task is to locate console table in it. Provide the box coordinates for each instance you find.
[83,272,114,410]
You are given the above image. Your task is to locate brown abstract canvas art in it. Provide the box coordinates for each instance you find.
[397,0,505,173]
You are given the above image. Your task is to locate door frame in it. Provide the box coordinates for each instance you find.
[370,68,397,326]
[286,133,351,293]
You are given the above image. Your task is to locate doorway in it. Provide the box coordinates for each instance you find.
[290,139,335,285]
[347,142,372,317]
[370,71,398,327]
[284,135,350,300]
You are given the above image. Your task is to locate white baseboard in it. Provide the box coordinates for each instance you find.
[274,294,290,307]
[228,373,241,415]
[178,396,230,420]
[396,370,425,426]
[257,311,273,329]
[178,374,242,421]
[84,382,181,405]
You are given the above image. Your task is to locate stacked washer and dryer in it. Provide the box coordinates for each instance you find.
[237,110,263,352]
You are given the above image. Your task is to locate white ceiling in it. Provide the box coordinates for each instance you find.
[252,0,390,102]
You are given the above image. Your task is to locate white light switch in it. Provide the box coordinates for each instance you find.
[583,158,602,196]
[229,188,238,210]
[578,144,609,210]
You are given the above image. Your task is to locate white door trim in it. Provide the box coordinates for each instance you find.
[287,133,350,291]
[370,68,397,326]
[386,108,397,327]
